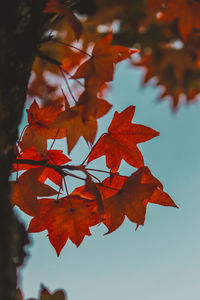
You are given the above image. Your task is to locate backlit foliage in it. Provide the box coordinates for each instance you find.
[12,1,182,297]
[82,0,200,109]
[11,0,177,257]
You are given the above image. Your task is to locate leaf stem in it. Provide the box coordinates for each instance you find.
[80,133,107,166]
[99,184,120,192]
[61,69,84,87]
[56,184,62,202]
[85,167,111,174]
[63,177,73,209]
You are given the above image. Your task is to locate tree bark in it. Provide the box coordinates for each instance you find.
[0,1,50,299]
[0,1,99,298]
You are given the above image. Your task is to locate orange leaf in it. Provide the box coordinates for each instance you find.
[62,49,85,72]
[72,31,138,83]
[29,196,99,255]
[159,0,200,40]
[70,176,126,219]
[11,168,57,216]
[140,167,178,207]
[77,91,112,121]
[13,147,70,186]
[50,96,99,153]
[97,175,127,199]
[38,285,67,300]
[88,106,159,171]
[102,167,177,234]
[85,175,104,217]
[44,0,82,40]
[20,100,65,155]
[96,98,112,119]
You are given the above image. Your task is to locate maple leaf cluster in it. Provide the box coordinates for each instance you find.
[80,0,200,110]
[11,0,177,257]
[133,0,200,109]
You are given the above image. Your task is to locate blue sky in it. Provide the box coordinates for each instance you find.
[18,61,200,300]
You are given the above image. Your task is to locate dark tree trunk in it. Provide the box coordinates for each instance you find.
[0,1,50,299]
[0,1,98,298]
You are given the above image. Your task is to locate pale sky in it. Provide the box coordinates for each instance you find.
[17,61,200,300]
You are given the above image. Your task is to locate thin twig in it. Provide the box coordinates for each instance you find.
[45,39,92,57]
[59,68,78,104]
[85,167,126,178]
[36,50,61,66]
[87,172,101,183]
[47,128,60,154]
[15,158,88,182]
[15,158,65,176]
[61,69,84,87]
[56,184,62,202]
[64,170,86,181]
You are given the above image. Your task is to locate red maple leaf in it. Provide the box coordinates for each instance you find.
[101,167,177,234]
[13,146,70,186]
[88,106,159,171]
[44,0,82,40]
[29,196,99,256]
[158,0,200,40]
[20,100,65,155]
[11,168,58,216]
[50,95,112,154]
[70,167,177,235]
[72,31,139,83]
